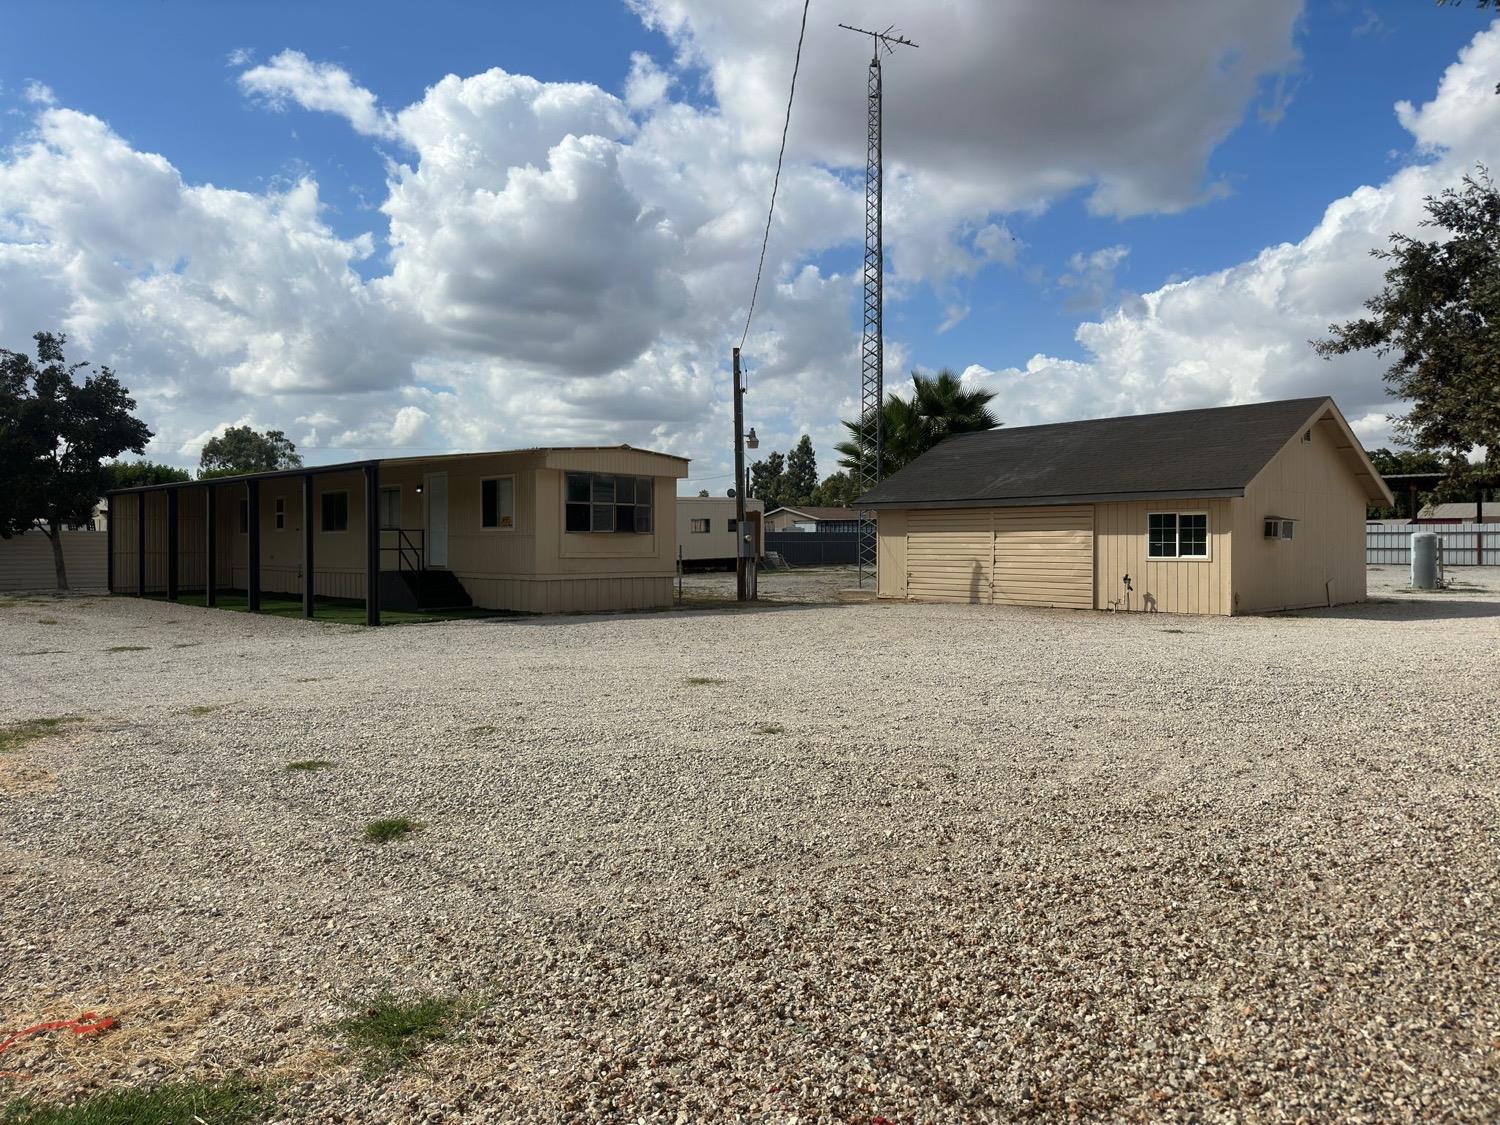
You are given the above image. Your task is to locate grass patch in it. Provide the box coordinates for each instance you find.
[469,724,498,735]
[752,722,785,735]
[0,717,79,754]
[182,704,222,716]
[35,618,59,626]
[334,993,457,1073]
[286,759,335,772]
[0,1078,272,1124]
[0,598,19,610]
[683,676,725,686]
[364,817,420,843]
[105,645,148,653]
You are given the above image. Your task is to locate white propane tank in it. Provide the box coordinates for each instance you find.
[1410,531,1441,590]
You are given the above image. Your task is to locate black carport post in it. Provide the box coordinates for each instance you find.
[303,473,316,618]
[205,484,218,607]
[106,495,115,594]
[166,487,180,601]
[136,491,146,597]
[364,463,380,626]
[246,479,261,613]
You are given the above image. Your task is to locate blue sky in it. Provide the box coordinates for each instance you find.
[2,2,1497,485]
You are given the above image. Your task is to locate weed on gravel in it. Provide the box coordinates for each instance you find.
[0,1079,272,1124]
[364,817,419,842]
[753,722,785,735]
[0,717,79,754]
[683,676,725,686]
[35,618,58,626]
[286,759,335,772]
[105,645,148,653]
[182,704,222,716]
[334,994,457,1073]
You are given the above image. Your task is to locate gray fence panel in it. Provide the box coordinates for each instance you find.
[765,531,860,566]
[1366,523,1500,566]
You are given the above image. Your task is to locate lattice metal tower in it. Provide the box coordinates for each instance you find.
[839,24,916,587]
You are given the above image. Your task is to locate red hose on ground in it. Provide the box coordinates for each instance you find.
[0,1012,117,1080]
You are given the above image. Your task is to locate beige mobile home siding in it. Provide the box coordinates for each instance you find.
[1093,498,1234,615]
[882,505,1093,608]
[0,530,107,591]
[1231,413,1368,612]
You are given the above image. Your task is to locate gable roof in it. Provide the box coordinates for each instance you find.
[765,506,861,521]
[860,397,1392,509]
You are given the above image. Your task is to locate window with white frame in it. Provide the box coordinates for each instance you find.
[274,497,286,530]
[565,472,653,533]
[481,477,515,529]
[690,518,710,533]
[1264,517,1296,540]
[1147,512,1209,559]
[379,486,401,529]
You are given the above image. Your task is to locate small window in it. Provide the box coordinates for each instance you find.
[321,491,348,533]
[379,487,401,530]
[1148,512,1209,559]
[481,477,515,529]
[274,497,286,531]
[690,518,710,534]
[238,499,249,534]
[1301,429,1313,444]
[728,518,738,533]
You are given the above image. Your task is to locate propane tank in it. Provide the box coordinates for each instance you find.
[1410,531,1441,590]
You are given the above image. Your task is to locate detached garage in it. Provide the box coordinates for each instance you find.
[864,397,1393,616]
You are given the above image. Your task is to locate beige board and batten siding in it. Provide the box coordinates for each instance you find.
[1232,411,1368,613]
[1093,498,1233,615]
[0,530,108,591]
[887,505,1094,609]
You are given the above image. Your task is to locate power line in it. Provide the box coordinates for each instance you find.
[739,0,812,350]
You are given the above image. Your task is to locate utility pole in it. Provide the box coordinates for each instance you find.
[839,23,916,588]
[733,346,754,602]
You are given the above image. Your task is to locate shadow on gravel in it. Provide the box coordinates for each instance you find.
[1288,598,1500,622]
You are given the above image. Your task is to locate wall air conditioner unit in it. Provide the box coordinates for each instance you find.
[1264,517,1296,540]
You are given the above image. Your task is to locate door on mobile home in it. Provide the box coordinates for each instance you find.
[425,472,449,567]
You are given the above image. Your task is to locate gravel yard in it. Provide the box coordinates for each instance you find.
[2,572,1498,1122]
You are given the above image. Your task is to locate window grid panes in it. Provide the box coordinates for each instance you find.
[379,487,401,530]
[565,473,652,533]
[1178,514,1208,557]
[1147,513,1177,558]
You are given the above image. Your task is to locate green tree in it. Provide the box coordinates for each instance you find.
[0,332,152,588]
[836,368,999,479]
[199,425,302,478]
[749,450,787,509]
[810,471,860,508]
[1314,169,1500,473]
[102,459,191,490]
[783,435,818,505]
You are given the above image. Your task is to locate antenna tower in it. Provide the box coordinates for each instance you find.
[838,23,916,587]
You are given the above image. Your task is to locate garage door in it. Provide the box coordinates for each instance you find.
[905,506,1094,608]
[906,509,994,602]
[992,506,1093,609]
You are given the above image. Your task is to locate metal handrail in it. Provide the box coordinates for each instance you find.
[377,527,425,573]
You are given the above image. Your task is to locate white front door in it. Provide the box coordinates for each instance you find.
[425,472,448,568]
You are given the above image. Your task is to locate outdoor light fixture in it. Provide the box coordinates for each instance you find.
[746,427,759,450]
[415,484,423,494]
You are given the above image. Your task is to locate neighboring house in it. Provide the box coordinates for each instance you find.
[763,506,862,533]
[106,446,688,620]
[677,497,763,567]
[861,397,1392,616]
[1416,501,1497,524]
[62,500,109,533]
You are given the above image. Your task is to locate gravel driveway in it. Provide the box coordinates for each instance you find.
[2,572,1498,1122]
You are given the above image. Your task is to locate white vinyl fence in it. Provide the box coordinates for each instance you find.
[1367,522,1500,566]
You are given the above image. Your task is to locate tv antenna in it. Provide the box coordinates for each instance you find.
[838,23,917,587]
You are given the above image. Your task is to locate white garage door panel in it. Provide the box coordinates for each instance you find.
[906,505,1093,607]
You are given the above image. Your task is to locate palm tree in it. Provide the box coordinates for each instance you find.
[836,368,999,479]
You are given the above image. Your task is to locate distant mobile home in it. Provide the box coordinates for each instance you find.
[862,397,1393,616]
[677,496,763,568]
[106,446,689,621]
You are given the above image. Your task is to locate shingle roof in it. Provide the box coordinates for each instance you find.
[859,397,1332,509]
